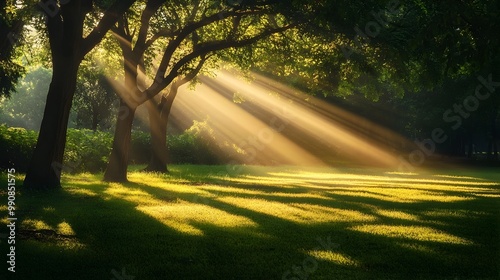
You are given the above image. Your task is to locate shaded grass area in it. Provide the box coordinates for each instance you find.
[0,165,499,279]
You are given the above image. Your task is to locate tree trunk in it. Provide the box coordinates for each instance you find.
[23,47,81,190]
[144,83,180,172]
[144,99,168,172]
[103,100,136,182]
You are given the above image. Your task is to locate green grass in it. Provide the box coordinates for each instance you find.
[1,165,500,280]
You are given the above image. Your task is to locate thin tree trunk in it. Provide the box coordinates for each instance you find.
[144,71,195,173]
[103,99,136,182]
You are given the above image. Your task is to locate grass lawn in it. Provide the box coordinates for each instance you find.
[1,165,499,280]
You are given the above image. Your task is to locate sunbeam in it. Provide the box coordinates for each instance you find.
[168,69,414,168]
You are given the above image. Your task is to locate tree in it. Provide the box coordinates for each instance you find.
[103,0,296,181]
[0,66,51,130]
[23,0,136,189]
[1,0,25,98]
[73,58,118,131]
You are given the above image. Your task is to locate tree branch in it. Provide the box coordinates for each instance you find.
[80,0,136,58]
[154,9,265,82]
[143,23,295,103]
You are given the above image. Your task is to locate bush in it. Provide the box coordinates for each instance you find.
[130,130,151,164]
[0,124,37,171]
[168,120,221,165]
[64,129,113,173]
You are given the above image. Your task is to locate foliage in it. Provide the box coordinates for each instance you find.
[0,124,37,171]
[64,129,114,173]
[0,66,51,130]
[0,0,25,98]
[168,120,220,165]
[130,130,151,164]
[73,56,119,131]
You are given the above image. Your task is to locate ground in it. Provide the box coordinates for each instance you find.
[1,165,499,280]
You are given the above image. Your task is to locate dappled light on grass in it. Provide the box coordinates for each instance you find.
[102,174,260,236]
[6,166,498,279]
[21,219,52,231]
[137,204,259,236]
[333,188,474,203]
[21,219,78,237]
[308,250,360,267]
[217,197,377,224]
[351,225,474,245]
[19,219,85,250]
[374,209,420,221]
[73,166,499,247]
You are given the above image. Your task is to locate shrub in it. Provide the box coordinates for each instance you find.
[130,130,151,164]
[168,120,221,165]
[0,124,37,171]
[64,129,113,173]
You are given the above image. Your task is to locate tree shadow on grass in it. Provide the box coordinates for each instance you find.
[0,168,499,280]
[127,168,500,279]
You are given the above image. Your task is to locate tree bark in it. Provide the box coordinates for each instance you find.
[23,1,85,189]
[144,85,179,173]
[103,100,137,182]
[23,59,80,189]
[144,62,203,173]
[143,98,169,173]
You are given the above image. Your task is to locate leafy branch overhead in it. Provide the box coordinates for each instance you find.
[108,0,297,108]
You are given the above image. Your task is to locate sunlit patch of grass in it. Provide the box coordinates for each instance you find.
[268,171,500,187]
[65,187,98,197]
[396,242,438,254]
[308,250,360,267]
[351,224,474,245]
[138,203,258,236]
[57,221,76,235]
[432,174,487,180]
[375,209,420,221]
[330,188,473,203]
[104,183,170,206]
[217,197,377,224]
[385,171,419,176]
[421,209,487,218]
[43,206,56,212]
[22,219,53,231]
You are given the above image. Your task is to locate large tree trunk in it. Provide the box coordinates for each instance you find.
[23,1,85,190]
[23,60,80,189]
[103,100,137,182]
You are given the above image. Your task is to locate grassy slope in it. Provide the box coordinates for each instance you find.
[0,165,499,280]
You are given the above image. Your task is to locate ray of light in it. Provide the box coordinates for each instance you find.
[169,68,416,169]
